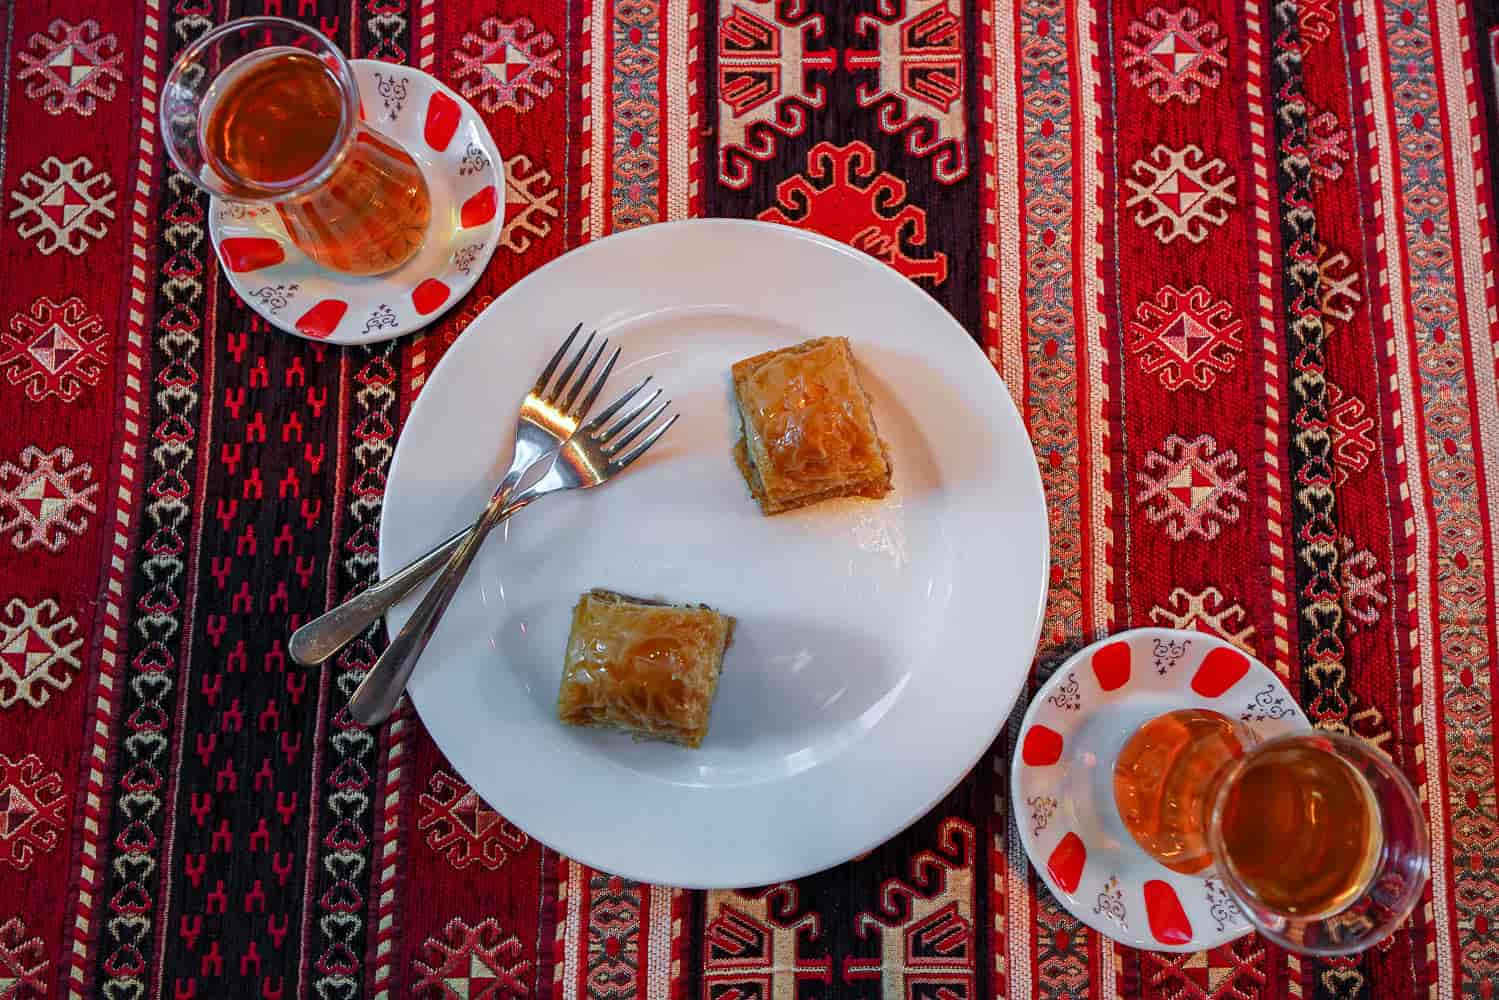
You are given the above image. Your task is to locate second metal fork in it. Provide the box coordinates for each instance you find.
[346,366,678,725]
[290,324,614,667]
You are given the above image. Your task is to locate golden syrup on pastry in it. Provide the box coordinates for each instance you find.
[749,351,878,483]
[611,636,691,714]
[564,615,711,716]
[558,591,733,747]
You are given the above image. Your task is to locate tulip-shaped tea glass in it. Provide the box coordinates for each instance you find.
[1114,709,1429,956]
[162,17,431,276]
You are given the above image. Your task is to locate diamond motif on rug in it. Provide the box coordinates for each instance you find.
[8,155,115,256]
[16,18,124,116]
[1122,7,1229,105]
[0,754,65,870]
[1125,145,1236,244]
[1129,284,1245,391]
[1,295,108,403]
[412,917,531,999]
[418,771,530,871]
[0,598,83,710]
[0,916,47,998]
[1137,434,1247,541]
[0,445,98,552]
[452,17,562,114]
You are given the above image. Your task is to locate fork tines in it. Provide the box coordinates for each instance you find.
[536,324,623,421]
[587,377,679,471]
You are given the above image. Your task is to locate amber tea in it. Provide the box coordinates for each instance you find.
[1115,708,1382,919]
[201,48,430,275]
[1214,739,1382,917]
[1114,707,1245,875]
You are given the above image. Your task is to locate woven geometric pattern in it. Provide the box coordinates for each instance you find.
[1,1,1496,997]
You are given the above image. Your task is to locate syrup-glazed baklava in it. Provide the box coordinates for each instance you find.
[557,590,735,748]
[731,337,893,515]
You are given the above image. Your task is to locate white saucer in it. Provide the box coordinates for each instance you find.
[207,59,503,344]
[1010,628,1311,951]
[380,219,1050,887]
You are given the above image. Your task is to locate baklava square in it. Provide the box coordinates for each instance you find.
[731,337,893,515]
[557,589,735,748]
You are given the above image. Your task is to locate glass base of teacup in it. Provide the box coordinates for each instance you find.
[208,58,504,345]
[1010,627,1312,952]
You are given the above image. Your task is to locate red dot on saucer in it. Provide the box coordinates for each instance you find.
[220,237,285,273]
[1191,647,1251,698]
[1022,724,1064,766]
[424,91,461,151]
[1092,640,1131,691]
[295,299,348,339]
[412,277,450,315]
[460,185,498,228]
[1143,879,1193,945]
[1047,832,1086,894]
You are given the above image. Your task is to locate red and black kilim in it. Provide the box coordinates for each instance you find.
[0,1,1495,998]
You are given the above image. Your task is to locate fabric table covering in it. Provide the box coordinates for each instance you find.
[1,0,1497,996]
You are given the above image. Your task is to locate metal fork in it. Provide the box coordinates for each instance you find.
[347,373,679,725]
[289,324,616,667]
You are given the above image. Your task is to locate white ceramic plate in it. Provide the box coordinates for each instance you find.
[208,59,503,344]
[1011,628,1311,951]
[381,219,1049,887]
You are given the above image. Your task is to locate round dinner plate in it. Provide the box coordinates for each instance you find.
[381,219,1049,887]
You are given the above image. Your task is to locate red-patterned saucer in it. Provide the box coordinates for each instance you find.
[1010,628,1310,952]
[206,59,503,345]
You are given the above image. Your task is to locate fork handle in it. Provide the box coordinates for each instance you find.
[290,464,544,668]
[347,480,546,726]
[287,525,470,666]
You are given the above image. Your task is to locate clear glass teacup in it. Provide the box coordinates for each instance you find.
[1115,709,1429,955]
[161,17,430,275]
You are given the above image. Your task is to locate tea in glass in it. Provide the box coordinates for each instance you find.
[1113,707,1248,875]
[164,19,431,276]
[1212,738,1382,917]
[1112,707,1428,954]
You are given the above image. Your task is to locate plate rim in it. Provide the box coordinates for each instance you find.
[382,218,1051,886]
